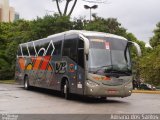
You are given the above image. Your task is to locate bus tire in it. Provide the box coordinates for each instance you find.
[24,76,30,90]
[64,80,70,100]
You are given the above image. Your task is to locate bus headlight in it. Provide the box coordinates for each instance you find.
[125,82,133,89]
[86,80,99,87]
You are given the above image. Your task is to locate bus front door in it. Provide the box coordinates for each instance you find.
[76,38,85,95]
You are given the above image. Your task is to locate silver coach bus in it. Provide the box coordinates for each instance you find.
[15,30,141,99]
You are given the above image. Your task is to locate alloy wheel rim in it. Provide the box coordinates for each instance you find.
[64,85,67,94]
[25,80,28,88]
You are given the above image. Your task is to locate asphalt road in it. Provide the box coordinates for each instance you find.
[0,83,160,114]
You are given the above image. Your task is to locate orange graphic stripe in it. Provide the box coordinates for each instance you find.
[18,58,25,70]
[47,65,52,71]
[40,56,51,70]
[33,57,43,70]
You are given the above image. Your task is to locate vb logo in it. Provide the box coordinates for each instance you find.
[55,61,67,74]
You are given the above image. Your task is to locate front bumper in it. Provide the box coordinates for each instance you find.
[84,80,132,97]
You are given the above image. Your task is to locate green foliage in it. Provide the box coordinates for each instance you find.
[0,15,72,80]
[138,22,160,86]
[0,80,15,84]
[83,16,127,37]
[30,15,71,40]
[150,22,160,48]
[0,14,152,82]
[139,46,160,86]
[0,51,14,80]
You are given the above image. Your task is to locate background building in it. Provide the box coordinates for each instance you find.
[14,12,19,21]
[9,7,15,22]
[0,0,19,22]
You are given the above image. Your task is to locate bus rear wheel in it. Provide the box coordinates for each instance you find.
[24,76,30,90]
[63,80,70,100]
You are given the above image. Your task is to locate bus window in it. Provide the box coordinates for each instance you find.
[35,40,49,56]
[38,49,45,56]
[62,39,77,62]
[22,44,29,56]
[28,42,36,56]
[78,39,84,68]
[53,41,62,56]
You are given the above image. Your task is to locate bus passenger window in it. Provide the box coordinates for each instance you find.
[53,41,62,56]
[22,45,29,56]
[28,42,36,56]
[62,39,77,62]
[35,40,48,56]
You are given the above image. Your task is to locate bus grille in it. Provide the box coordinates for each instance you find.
[102,79,124,86]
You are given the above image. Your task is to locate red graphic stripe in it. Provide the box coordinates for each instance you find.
[40,56,51,70]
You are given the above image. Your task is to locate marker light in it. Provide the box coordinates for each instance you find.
[93,76,111,81]
[86,80,99,87]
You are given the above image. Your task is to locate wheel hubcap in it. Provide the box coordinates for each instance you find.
[64,85,67,94]
[25,80,28,88]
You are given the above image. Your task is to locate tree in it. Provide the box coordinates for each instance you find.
[0,14,146,81]
[0,52,12,80]
[83,15,127,37]
[0,22,15,79]
[139,46,160,86]
[0,14,75,80]
[0,22,13,49]
[150,22,160,48]
[138,21,160,86]
[0,20,32,80]
[30,15,72,40]
[52,0,107,16]
[52,0,77,16]
[82,0,107,3]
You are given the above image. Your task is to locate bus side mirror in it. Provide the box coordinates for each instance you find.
[128,41,142,57]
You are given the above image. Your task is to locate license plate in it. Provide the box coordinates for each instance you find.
[107,90,118,94]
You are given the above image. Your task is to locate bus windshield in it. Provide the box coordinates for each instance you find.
[87,36,132,76]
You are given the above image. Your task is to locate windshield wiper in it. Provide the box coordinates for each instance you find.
[108,69,132,76]
[95,65,114,74]
[103,69,131,78]
[95,65,131,76]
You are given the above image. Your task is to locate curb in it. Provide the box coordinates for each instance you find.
[132,90,160,94]
[0,80,15,84]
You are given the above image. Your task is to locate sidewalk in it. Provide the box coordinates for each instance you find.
[132,90,160,94]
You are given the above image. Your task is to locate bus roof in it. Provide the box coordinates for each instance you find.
[20,30,127,45]
[47,30,127,41]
